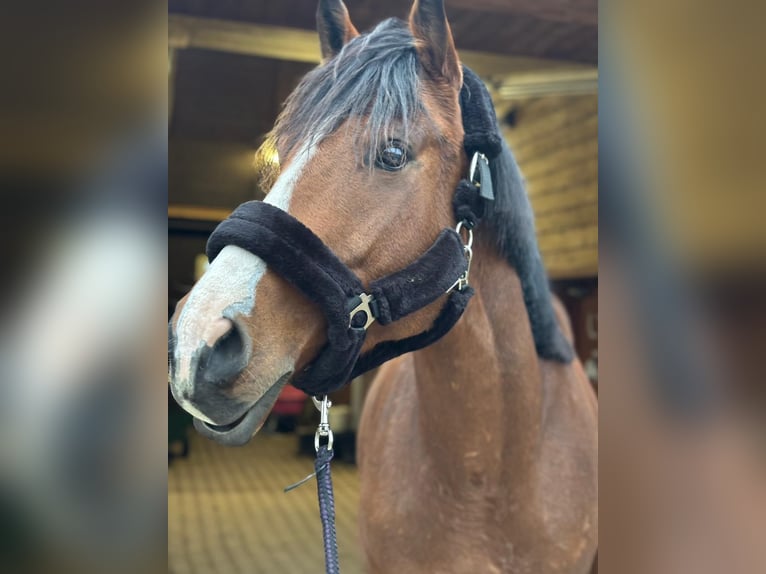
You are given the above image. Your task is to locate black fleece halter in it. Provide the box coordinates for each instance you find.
[206,66,502,395]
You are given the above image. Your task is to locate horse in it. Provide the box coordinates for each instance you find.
[168,1,598,572]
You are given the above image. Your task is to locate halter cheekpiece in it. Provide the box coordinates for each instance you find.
[206,66,503,396]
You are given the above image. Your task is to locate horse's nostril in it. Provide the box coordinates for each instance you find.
[215,323,244,362]
[197,321,247,388]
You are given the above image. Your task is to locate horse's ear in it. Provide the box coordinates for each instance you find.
[316,0,359,61]
[409,0,462,89]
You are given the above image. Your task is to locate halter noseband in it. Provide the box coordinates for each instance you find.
[205,66,502,395]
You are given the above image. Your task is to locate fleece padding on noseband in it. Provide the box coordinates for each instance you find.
[207,202,469,395]
[207,202,366,395]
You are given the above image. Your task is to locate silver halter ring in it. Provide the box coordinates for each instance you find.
[447,221,474,293]
[455,220,474,251]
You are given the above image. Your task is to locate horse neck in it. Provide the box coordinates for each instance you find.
[412,234,543,480]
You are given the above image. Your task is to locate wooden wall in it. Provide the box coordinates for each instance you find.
[500,94,598,278]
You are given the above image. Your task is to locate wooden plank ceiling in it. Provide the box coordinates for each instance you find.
[169,0,597,63]
[169,0,598,279]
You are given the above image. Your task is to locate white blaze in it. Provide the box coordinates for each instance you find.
[171,143,316,413]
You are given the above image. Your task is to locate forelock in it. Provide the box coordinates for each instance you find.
[272,19,426,165]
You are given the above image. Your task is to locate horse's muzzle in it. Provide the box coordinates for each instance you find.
[168,318,250,426]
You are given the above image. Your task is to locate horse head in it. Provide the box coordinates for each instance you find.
[168,0,467,445]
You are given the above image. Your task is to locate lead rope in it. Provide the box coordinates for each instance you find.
[315,443,339,574]
[284,395,340,574]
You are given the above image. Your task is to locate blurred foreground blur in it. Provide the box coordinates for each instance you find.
[1,0,765,572]
[600,0,766,572]
[0,3,167,573]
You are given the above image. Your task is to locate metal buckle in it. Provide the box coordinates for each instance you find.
[469,151,494,201]
[447,221,474,293]
[348,293,376,330]
[312,395,334,452]
[469,151,488,186]
[455,221,474,250]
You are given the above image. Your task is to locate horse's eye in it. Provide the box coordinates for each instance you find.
[375,140,408,171]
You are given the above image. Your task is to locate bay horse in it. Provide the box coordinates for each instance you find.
[168,1,598,572]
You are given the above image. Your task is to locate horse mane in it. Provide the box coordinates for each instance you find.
[485,139,574,362]
[266,17,573,363]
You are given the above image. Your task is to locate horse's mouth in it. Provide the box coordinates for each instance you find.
[193,373,291,446]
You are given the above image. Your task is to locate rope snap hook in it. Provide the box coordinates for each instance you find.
[312,395,334,452]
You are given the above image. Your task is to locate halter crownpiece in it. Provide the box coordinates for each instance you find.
[206,66,502,395]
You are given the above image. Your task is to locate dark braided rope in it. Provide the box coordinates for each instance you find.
[315,445,340,574]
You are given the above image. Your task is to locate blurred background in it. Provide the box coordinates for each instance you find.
[167,1,597,572]
[599,1,766,572]
[0,0,763,572]
[0,3,167,574]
